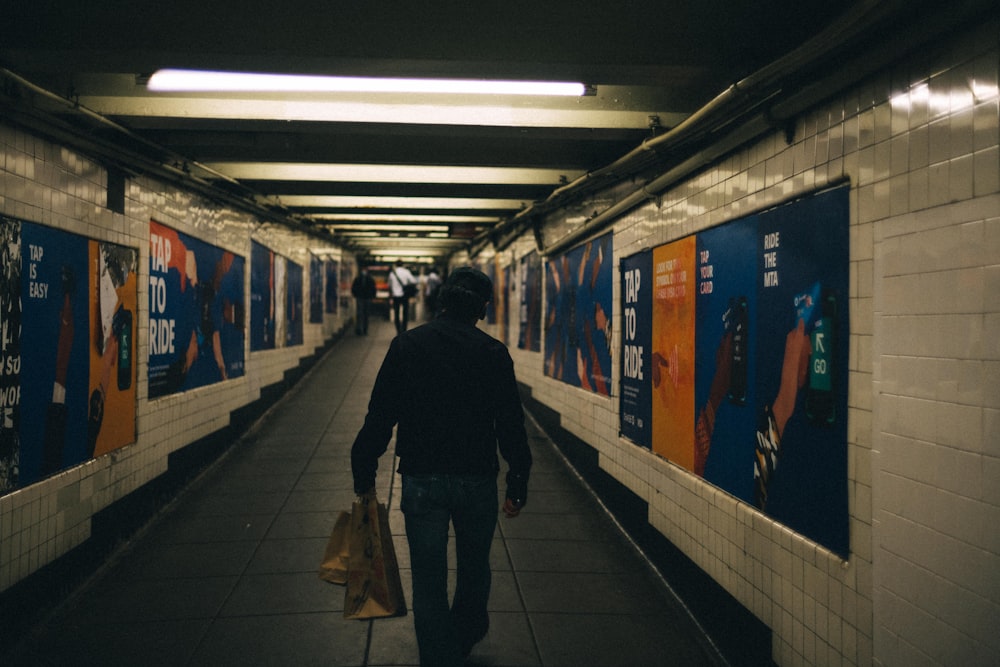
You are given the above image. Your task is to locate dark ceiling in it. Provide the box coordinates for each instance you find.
[0,0,918,263]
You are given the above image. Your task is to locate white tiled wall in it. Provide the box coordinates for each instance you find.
[0,124,355,592]
[489,18,999,667]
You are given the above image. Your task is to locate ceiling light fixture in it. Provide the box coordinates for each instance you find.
[312,214,498,224]
[147,69,590,97]
[327,224,450,233]
[205,162,582,185]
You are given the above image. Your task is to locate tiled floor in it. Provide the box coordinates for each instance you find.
[9,318,723,666]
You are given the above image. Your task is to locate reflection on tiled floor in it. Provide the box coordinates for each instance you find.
[9,319,721,667]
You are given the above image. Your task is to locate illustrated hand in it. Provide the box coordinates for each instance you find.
[772,318,811,437]
[651,351,669,388]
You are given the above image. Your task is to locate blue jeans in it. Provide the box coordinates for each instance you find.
[401,474,498,667]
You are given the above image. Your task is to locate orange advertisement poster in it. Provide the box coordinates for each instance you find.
[650,237,697,469]
[88,241,139,457]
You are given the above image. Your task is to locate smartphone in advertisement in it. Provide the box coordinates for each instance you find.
[727,296,749,405]
[114,306,132,391]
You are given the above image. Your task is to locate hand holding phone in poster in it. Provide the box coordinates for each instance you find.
[694,326,734,476]
[754,290,818,510]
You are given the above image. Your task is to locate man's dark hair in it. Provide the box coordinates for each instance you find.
[438,267,492,320]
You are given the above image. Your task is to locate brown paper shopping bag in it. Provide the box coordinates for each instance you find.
[318,510,352,584]
[343,495,407,619]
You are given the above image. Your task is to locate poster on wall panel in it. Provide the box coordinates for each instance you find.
[620,250,652,447]
[483,260,497,324]
[325,259,339,314]
[309,253,324,323]
[339,261,354,312]
[694,217,760,497]
[148,220,245,399]
[503,264,512,345]
[518,251,541,351]
[1,215,139,494]
[544,232,614,395]
[495,261,509,345]
[617,185,849,556]
[250,241,276,351]
[285,259,304,346]
[651,236,697,468]
[751,187,849,556]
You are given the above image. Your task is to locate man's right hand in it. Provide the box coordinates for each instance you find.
[502,497,524,518]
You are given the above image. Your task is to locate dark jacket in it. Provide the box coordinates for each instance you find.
[351,272,376,299]
[351,314,531,501]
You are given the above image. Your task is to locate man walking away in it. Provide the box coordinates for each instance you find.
[351,267,376,335]
[351,267,531,666]
[388,260,417,333]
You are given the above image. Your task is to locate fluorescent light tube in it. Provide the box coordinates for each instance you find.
[147,69,588,96]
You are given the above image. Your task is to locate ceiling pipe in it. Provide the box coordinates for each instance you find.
[473,0,993,258]
[0,67,340,246]
[474,0,899,255]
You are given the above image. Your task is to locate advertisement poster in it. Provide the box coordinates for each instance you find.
[309,253,323,324]
[752,188,849,555]
[618,186,849,555]
[1,216,138,493]
[651,236,697,469]
[339,261,354,312]
[148,220,245,398]
[518,251,541,351]
[694,218,760,494]
[484,260,497,324]
[274,255,287,346]
[285,259,303,347]
[0,218,20,492]
[500,264,515,345]
[544,232,613,395]
[250,241,276,351]
[620,250,652,447]
[325,259,339,314]
[496,261,509,345]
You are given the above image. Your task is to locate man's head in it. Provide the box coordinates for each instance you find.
[439,267,493,321]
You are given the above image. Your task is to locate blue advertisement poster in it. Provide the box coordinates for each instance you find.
[250,241,275,351]
[148,221,245,398]
[518,251,541,352]
[544,232,614,395]
[325,259,339,314]
[285,260,304,347]
[752,187,849,556]
[620,250,652,447]
[309,253,324,323]
[19,223,89,482]
[694,217,760,496]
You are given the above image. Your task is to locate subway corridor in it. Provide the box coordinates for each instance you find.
[8,318,722,667]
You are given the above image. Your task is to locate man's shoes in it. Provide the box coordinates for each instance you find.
[460,630,487,659]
